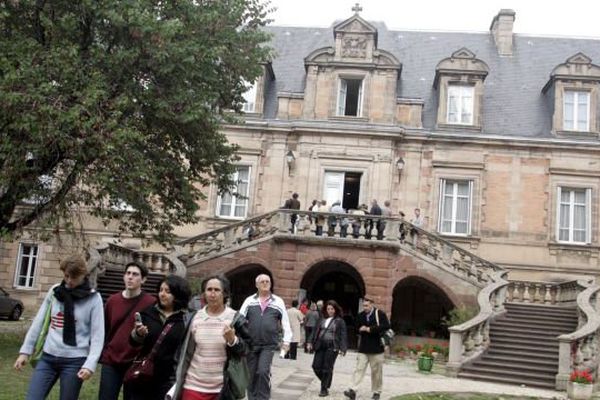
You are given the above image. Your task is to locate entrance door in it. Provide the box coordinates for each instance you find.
[323,171,361,210]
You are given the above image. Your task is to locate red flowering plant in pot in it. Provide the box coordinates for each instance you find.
[570,369,593,384]
[568,369,594,400]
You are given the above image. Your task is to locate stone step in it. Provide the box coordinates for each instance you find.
[485,347,558,362]
[482,353,558,367]
[469,359,557,374]
[458,370,555,389]
[489,339,558,352]
[97,270,164,302]
[502,314,578,327]
[492,319,576,333]
[490,325,567,337]
[504,302,577,313]
[490,331,561,342]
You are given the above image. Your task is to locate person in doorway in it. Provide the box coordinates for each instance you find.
[128,275,191,400]
[99,261,156,400]
[14,254,105,400]
[283,192,301,233]
[308,300,347,397]
[239,274,292,400]
[286,300,304,360]
[344,297,390,400]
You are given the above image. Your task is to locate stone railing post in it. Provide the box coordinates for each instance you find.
[447,330,464,377]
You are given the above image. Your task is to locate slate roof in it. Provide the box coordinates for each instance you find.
[263,23,600,139]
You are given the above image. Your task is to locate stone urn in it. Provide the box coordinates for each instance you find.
[567,381,593,399]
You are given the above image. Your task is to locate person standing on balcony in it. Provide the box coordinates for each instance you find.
[350,204,368,238]
[239,274,292,400]
[329,201,348,237]
[344,297,390,400]
[99,261,156,400]
[315,200,328,236]
[410,207,424,246]
[378,200,392,240]
[283,192,301,233]
[366,200,382,239]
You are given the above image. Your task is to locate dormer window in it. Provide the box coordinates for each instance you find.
[447,85,474,125]
[242,81,257,113]
[564,90,590,131]
[337,78,363,117]
[434,48,488,131]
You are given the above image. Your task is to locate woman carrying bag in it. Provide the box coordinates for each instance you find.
[168,274,250,400]
[307,300,348,397]
[13,254,105,400]
[126,275,191,400]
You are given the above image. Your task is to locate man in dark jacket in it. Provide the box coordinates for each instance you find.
[283,192,301,233]
[344,297,390,400]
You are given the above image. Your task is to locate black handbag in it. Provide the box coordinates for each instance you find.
[124,322,173,383]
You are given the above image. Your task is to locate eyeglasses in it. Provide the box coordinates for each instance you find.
[258,280,271,284]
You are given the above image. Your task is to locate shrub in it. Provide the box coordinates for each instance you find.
[441,306,478,328]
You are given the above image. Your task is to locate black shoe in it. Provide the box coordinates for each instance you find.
[344,389,356,400]
[319,389,329,397]
[372,393,381,400]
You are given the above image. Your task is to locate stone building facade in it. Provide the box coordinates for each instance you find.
[3,7,600,327]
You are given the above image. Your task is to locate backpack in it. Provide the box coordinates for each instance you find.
[374,308,395,347]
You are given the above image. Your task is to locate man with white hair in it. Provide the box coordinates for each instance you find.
[240,274,292,400]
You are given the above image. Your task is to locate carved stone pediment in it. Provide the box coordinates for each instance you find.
[543,52,600,93]
[334,15,377,36]
[434,48,489,88]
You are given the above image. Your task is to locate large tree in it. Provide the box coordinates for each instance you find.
[0,0,272,243]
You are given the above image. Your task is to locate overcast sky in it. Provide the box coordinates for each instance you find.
[268,0,600,38]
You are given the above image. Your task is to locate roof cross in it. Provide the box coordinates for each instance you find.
[352,3,362,15]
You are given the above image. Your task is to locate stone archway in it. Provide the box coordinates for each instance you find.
[300,260,365,348]
[226,264,273,310]
[391,276,454,338]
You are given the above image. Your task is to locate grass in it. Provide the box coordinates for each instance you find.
[391,394,542,400]
[0,332,106,400]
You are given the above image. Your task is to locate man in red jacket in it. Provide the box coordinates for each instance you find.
[98,261,156,400]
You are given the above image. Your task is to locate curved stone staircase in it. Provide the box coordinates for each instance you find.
[458,302,578,388]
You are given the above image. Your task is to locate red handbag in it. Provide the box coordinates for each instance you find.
[124,323,173,383]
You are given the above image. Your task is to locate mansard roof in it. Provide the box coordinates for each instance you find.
[263,23,600,138]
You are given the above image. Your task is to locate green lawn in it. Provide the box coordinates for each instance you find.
[391,394,541,400]
[0,332,107,400]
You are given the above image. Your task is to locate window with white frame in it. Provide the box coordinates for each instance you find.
[216,166,250,218]
[14,243,38,288]
[557,187,590,243]
[563,90,590,131]
[447,85,474,125]
[242,81,257,113]
[438,179,472,235]
[337,78,363,117]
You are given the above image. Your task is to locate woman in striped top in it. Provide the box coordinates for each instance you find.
[169,275,250,400]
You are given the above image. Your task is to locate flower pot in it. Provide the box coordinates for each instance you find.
[567,381,593,399]
[417,355,433,373]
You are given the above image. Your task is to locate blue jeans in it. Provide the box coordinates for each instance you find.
[99,363,133,400]
[26,352,86,400]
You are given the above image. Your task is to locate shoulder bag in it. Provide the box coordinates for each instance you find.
[374,308,395,347]
[124,322,173,383]
[30,296,54,367]
[226,312,251,399]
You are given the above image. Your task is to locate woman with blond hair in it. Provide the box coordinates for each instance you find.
[14,254,105,400]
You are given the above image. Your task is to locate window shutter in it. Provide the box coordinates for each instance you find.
[337,79,347,116]
[357,80,363,117]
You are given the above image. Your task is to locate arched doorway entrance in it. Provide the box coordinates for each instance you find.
[301,260,365,348]
[391,276,454,338]
[226,264,273,310]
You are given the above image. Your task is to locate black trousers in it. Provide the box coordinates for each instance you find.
[312,343,339,391]
[304,326,315,352]
[285,342,298,360]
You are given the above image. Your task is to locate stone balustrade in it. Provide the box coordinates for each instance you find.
[177,209,502,286]
[507,279,581,305]
[556,280,600,390]
[87,242,186,285]
[446,270,509,376]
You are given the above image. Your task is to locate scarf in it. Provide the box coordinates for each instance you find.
[53,278,94,346]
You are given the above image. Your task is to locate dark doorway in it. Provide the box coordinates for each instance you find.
[343,172,361,211]
[226,264,272,310]
[391,277,454,338]
[301,261,365,348]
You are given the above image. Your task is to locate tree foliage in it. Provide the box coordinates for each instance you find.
[0,0,272,243]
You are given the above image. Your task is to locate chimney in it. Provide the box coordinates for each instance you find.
[490,9,516,56]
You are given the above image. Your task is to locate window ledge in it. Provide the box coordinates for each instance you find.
[328,116,369,123]
[438,234,481,249]
[437,123,482,132]
[555,130,599,139]
[548,242,600,256]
